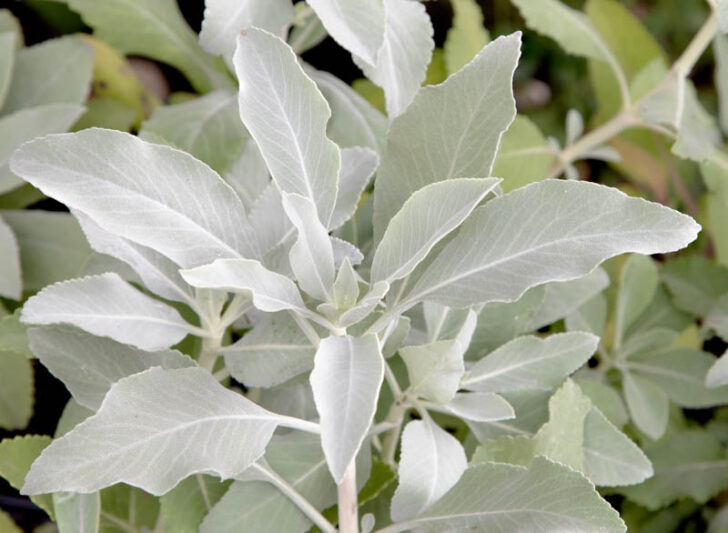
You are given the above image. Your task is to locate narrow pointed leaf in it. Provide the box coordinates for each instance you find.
[53,492,100,533]
[355,0,433,118]
[22,274,194,351]
[10,129,258,267]
[373,33,520,239]
[22,367,286,495]
[28,326,195,411]
[444,0,490,75]
[0,349,32,430]
[380,458,625,532]
[614,254,658,344]
[0,32,14,109]
[181,258,306,313]
[463,332,599,393]
[233,28,340,222]
[442,392,515,422]
[282,193,335,302]
[310,334,383,483]
[0,436,54,518]
[307,0,385,66]
[372,178,500,284]
[391,419,467,521]
[401,180,699,308]
[330,147,379,230]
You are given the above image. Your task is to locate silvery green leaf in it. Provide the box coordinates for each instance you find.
[444,0,489,75]
[310,334,383,482]
[622,371,669,440]
[371,178,501,285]
[233,28,340,222]
[249,184,291,260]
[566,293,608,337]
[621,428,728,510]
[576,378,629,428]
[373,33,520,239]
[706,293,728,342]
[329,147,378,230]
[661,255,728,316]
[379,457,625,533]
[308,67,387,153]
[200,432,337,533]
[10,128,258,267]
[2,211,92,293]
[222,312,315,388]
[55,399,93,438]
[625,348,728,407]
[224,140,270,212]
[615,255,658,346]
[354,0,433,118]
[0,349,32,429]
[53,492,100,533]
[139,89,244,174]
[338,281,389,327]
[492,115,555,193]
[581,145,621,163]
[441,392,514,422]
[639,71,721,161]
[0,310,32,359]
[27,326,195,410]
[582,408,653,487]
[618,328,677,361]
[0,435,54,518]
[0,103,84,194]
[289,9,327,54]
[2,36,92,113]
[463,332,598,393]
[361,514,375,533]
[21,273,195,351]
[307,0,385,66]
[200,0,294,62]
[0,10,20,43]
[382,315,410,358]
[74,213,193,305]
[332,257,360,311]
[526,268,609,331]
[181,259,307,314]
[282,193,335,302]
[400,180,699,308]
[331,236,364,268]
[391,418,467,522]
[257,381,318,422]
[510,0,615,62]
[565,109,584,145]
[64,0,232,93]
[423,304,472,343]
[0,216,20,299]
[160,474,230,533]
[707,350,728,388]
[22,367,288,495]
[467,286,545,357]
[401,340,465,404]
[467,389,551,442]
[0,32,14,109]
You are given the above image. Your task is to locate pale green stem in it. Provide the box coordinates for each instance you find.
[290,311,321,348]
[198,336,221,372]
[338,462,359,533]
[252,462,337,533]
[276,415,321,434]
[673,12,717,77]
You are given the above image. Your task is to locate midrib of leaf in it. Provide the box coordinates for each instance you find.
[407,224,674,306]
[40,311,195,333]
[36,161,244,261]
[197,474,212,510]
[183,93,237,148]
[221,343,312,352]
[625,361,702,385]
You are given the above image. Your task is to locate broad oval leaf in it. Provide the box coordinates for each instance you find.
[0,216,20,300]
[310,334,383,483]
[373,33,520,240]
[27,326,195,411]
[400,180,700,308]
[233,28,340,223]
[9,128,258,268]
[379,457,626,533]
[22,367,286,496]
[622,371,669,440]
[21,273,195,351]
[390,418,467,522]
[181,258,306,314]
[329,147,379,230]
[401,340,465,405]
[371,178,501,284]
[463,332,599,393]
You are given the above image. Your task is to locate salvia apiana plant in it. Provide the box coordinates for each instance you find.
[6,0,728,531]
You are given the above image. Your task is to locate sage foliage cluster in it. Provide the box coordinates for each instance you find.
[1,0,728,532]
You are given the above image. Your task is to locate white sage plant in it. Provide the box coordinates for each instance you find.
[0,1,708,532]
